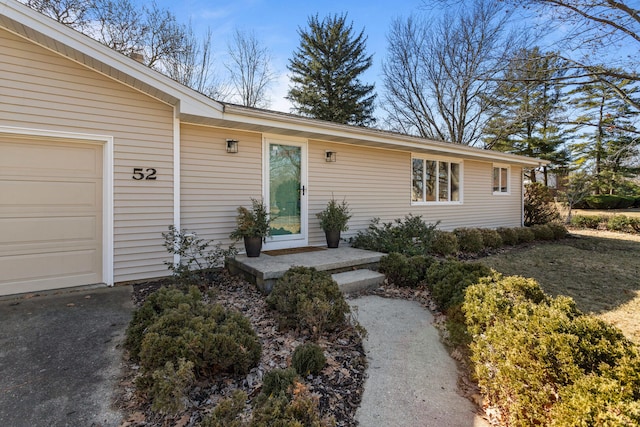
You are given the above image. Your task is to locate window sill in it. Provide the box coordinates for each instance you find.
[411,201,463,206]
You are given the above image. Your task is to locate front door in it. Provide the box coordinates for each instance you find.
[264,138,307,250]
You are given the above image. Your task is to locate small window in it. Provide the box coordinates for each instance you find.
[493,165,510,194]
[412,157,462,203]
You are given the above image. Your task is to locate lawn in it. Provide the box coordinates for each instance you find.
[481,229,640,344]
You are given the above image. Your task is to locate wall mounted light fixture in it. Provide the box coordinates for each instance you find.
[325,150,336,162]
[226,139,239,153]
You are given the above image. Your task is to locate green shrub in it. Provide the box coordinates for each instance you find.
[464,275,640,427]
[426,260,493,311]
[635,197,640,208]
[617,196,636,209]
[125,286,203,361]
[496,227,518,246]
[143,358,195,415]
[585,194,624,209]
[261,368,299,397]
[524,182,560,226]
[479,229,502,249]
[607,215,632,232]
[138,300,261,379]
[549,375,640,427]
[430,230,459,256]
[201,390,247,427]
[250,383,334,427]
[444,304,472,347]
[630,217,640,233]
[266,267,350,337]
[379,253,433,288]
[463,274,551,336]
[349,215,438,256]
[530,224,554,241]
[292,343,326,376]
[570,214,604,229]
[453,228,484,253]
[547,222,568,240]
[514,226,535,244]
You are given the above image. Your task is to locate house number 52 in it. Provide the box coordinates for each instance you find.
[132,167,157,180]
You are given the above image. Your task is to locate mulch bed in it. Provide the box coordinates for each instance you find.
[116,271,367,427]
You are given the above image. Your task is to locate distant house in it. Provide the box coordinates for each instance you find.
[0,0,545,295]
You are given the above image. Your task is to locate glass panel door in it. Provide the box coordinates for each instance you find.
[265,140,307,248]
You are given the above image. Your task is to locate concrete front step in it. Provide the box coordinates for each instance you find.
[332,269,385,294]
[226,246,384,293]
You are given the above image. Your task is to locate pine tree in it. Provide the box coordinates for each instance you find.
[483,48,568,184]
[287,14,376,126]
[568,76,639,194]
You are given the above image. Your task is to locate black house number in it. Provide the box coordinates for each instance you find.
[132,167,157,180]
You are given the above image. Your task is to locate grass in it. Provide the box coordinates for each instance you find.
[481,229,640,345]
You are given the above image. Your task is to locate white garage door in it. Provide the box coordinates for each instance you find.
[0,136,103,295]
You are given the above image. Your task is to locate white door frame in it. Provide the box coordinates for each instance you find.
[262,135,308,250]
[0,125,114,286]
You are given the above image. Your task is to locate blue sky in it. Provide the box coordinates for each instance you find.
[151,0,425,112]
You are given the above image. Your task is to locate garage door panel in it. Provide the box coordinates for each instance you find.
[0,140,101,178]
[0,250,101,292]
[0,180,100,208]
[0,216,98,247]
[0,136,103,295]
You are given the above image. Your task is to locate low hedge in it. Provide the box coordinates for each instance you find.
[571,214,640,234]
[584,194,638,210]
[463,274,640,426]
[453,228,484,253]
[425,259,493,311]
[379,253,433,288]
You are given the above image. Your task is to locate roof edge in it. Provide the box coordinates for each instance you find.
[0,0,224,118]
[221,104,548,167]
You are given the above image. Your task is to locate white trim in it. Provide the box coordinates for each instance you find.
[410,154,464,205]
[0,125,114,286]
[172,112,181,266]
[262,135,309,250]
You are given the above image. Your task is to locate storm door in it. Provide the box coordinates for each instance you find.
[264,139,308,249]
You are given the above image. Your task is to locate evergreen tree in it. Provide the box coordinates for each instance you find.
[287,14,376,126]
[483,48,568,184]
[568,76,640,194]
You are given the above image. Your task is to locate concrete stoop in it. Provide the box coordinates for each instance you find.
[226,246,384,293]
[332,269,385,294]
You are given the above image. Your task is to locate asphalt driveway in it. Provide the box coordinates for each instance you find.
[0,286,133,427]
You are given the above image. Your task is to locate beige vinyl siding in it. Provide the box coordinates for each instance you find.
[0,28,174,282]
[180,124,262,245]
[308,140,522,246]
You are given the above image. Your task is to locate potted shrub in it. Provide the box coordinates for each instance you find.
[316,197,351,248]
[230,198,271,257]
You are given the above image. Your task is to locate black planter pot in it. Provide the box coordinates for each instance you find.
[325,230,341,248]
[244,236,263,257]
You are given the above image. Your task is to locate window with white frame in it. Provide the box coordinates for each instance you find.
[412,157,461,203]
[493,165,510,194]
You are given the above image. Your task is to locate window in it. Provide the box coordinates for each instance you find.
[412,157,461,203]
[493,165,509,194]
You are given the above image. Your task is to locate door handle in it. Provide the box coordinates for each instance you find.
[300,185,306,196]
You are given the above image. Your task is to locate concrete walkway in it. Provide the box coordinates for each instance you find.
[0,286,133,427]
[350,295,489,427]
